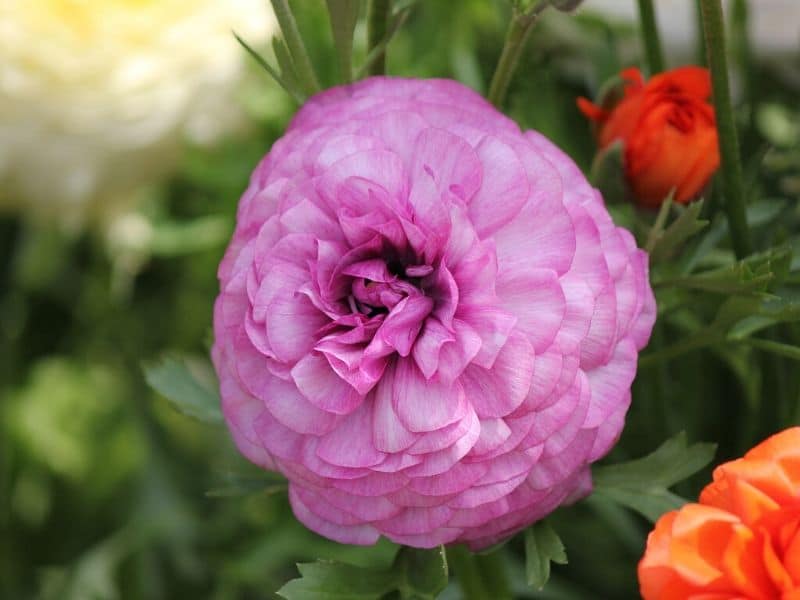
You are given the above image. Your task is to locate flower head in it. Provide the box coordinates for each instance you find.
[578,66,719,208]
[0,0,273,228]
[639,427,800,599]
[213,77,656,549]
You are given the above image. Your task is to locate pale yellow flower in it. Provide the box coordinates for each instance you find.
[0,0,275,229]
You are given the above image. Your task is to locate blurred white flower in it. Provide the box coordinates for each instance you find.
[0,0,275,229]
[582,0,800,59]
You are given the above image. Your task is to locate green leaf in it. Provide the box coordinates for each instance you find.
[277,546,447,600]
[356,5,412,79]
[270,0,321,95]
[655,245,792,294]
[589,140,626,204]
[233,32,306,104]
[741,338,800,361]
[325,0,360,82]
[648,200,709,263]
[143,355,223,424]
[394,546,449,599]
[524,520,567,591]
[277,561,397,600]
[272,36,303,97]
[592,432,716,522]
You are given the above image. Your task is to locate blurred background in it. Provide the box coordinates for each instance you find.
[1,1,798,598]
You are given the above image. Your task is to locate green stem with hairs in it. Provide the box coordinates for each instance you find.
[487,2,548,108]
[699,0,752,258]
[636,0,665,74]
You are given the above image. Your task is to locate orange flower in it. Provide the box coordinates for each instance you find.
[639,428,800,599]
[578,66,720,208]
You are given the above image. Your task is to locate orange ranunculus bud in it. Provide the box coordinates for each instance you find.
[638,427,800,599]
[578,66,720,208]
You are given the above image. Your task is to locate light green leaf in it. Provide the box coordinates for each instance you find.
[394,546,449,599]
[270,0,321,95]
[325,0,360,82]
[143,355,222,424]
[234,32,306,104]
[524,520,567,591]
[278,561,397,600]
[592,432,716,522]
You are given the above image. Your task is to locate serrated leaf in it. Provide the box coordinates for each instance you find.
[394,546,448,599]
[655,245,792,294]
[325,0,360,82]
[143,355,222,424]
[524,520,567,590]
[277,561,397,600]
[648,200,709,263]
[277,546,447,600]
[592,432,716,522]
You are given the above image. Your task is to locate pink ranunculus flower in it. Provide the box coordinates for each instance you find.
[212,77,656,550]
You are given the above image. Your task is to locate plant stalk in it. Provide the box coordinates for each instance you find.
[699,0,752,258]
[366,0,392,76]
[270,0,321,96]
[636,0,665,74]
[487,2,548,108]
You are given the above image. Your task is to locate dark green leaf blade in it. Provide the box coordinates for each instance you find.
[524,520,567,591]
[143,355,223,424]
[592,432,716,522]
[394,546,449,599]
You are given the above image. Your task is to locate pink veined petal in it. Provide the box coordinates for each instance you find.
[317,149,408,216]
[266,294,329,364]
[469,418,513,457]
[289,485,381,545]
[316,401,387,468]
[579,280,618,369]
[497,268,566,353]
[374,295,434,357]
[372,365,419,453]
[392,358,467,433]
[375,505,454,536]
[460,333,535,418]
[411,317,456,380]
[407,405,479,455]
[493,185,576,277]
[311,486,403,522]
[291,353,365,415]
[408,460,491,496]
[583,339,638,429]
[436,318,483,384]
[469,135,530,238]
[457,303,517,369]
[407,127,482,233]
[260,373,341,436]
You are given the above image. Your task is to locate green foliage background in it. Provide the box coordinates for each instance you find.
[2,1,799,598]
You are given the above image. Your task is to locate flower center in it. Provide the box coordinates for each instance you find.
[347,261,434,317]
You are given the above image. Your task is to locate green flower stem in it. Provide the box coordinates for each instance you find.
[699,0,752,259]
[636,0,665,74]
[270,0,321,96]
[366,0,392,76]
[447,546,512,600]
[487,2,548,108]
